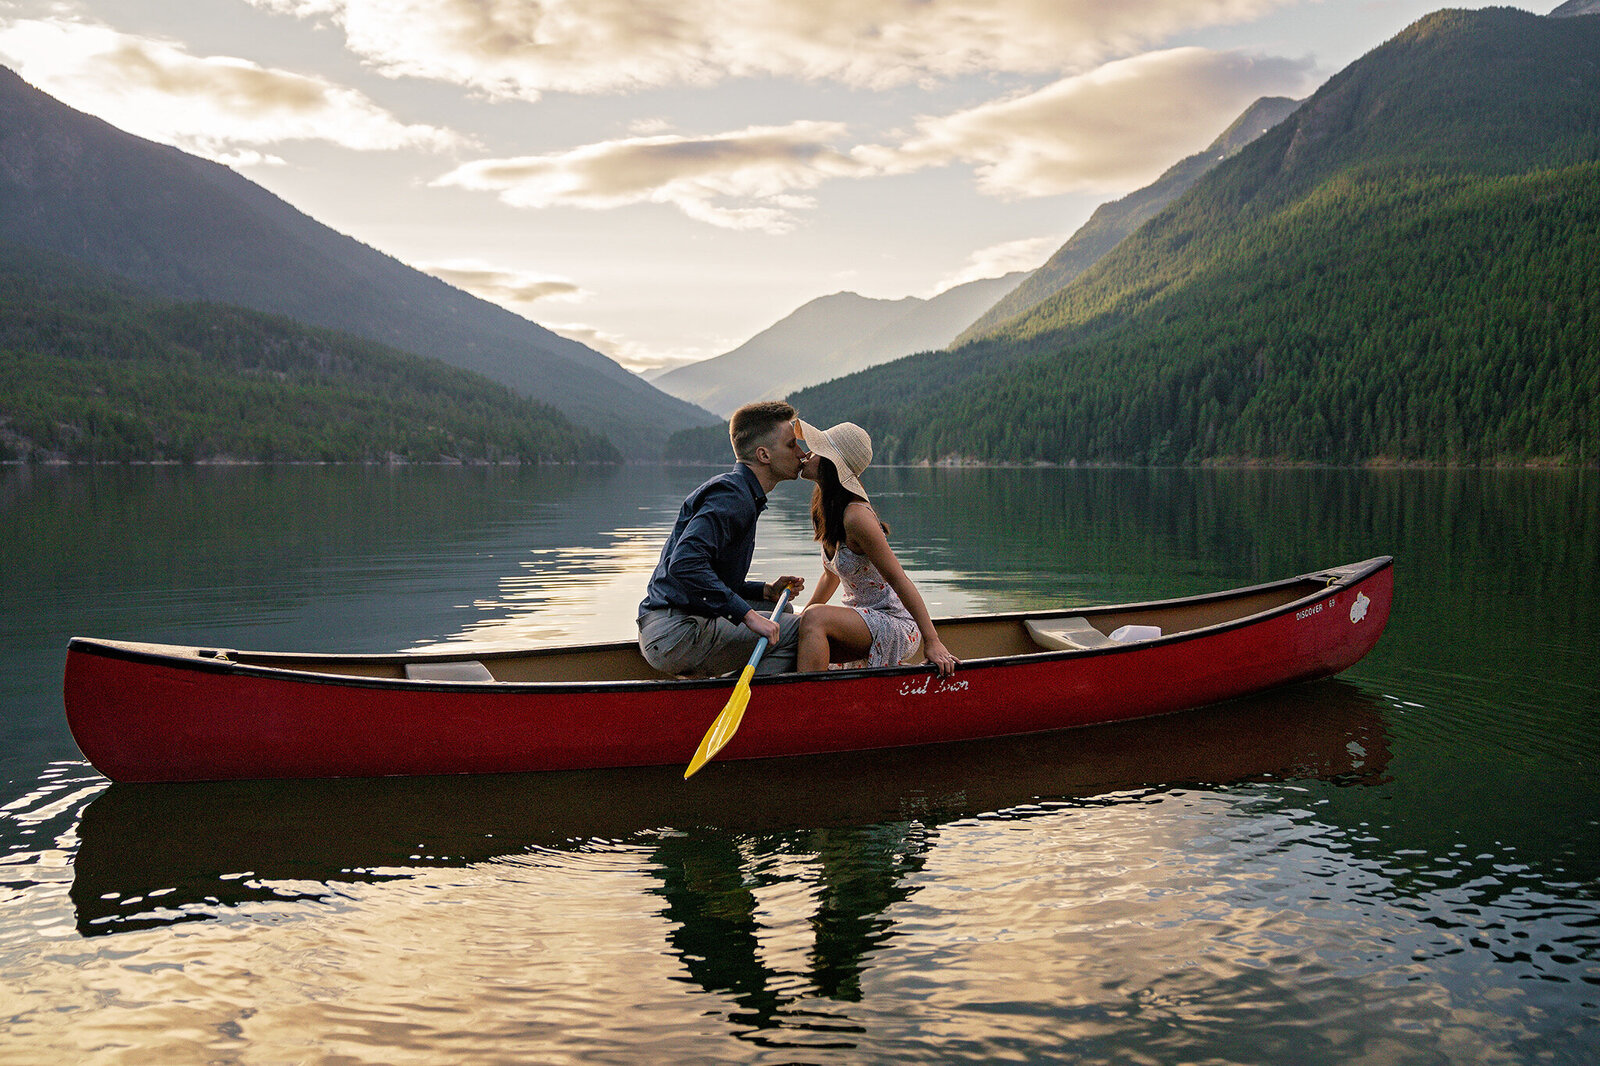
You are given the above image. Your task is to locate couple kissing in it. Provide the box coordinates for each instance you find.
[637,400,958,681]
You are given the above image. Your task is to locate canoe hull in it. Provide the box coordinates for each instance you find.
[64,559,1392,782]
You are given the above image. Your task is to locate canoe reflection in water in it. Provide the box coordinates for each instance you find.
[73,674,1389,951]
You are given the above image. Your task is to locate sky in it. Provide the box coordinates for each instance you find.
[0,1,1548,376]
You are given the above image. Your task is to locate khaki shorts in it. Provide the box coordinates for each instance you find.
[637,604,800,678]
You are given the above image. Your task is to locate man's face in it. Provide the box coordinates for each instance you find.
[766,419,805,481]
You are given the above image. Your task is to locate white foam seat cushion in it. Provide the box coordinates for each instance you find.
[404,660,496,682]
[1023,617,1114,651]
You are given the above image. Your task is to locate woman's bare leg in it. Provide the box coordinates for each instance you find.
[797,605,874,671]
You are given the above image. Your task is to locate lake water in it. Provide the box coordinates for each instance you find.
[2,464,1596,1064]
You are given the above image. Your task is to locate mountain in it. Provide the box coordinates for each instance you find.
[731,7,1599,467]
[957,96,1300,345]
[0,66,714,455]
[652,273,1025,416]
[0,240,620,464]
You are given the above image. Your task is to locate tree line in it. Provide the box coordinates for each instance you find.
[0,248,619,464]
[874,164,1598,466]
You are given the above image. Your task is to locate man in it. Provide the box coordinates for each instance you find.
[637,400,808,677]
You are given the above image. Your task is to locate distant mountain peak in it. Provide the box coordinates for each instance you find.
[1208,96,1302,157]
[1549,0,1600,17]
[653,274,1026,416]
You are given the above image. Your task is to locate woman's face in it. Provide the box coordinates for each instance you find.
[800,451,821,482]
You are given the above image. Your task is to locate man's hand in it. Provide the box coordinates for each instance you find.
[764,576,805,600]
[743,609,781,644]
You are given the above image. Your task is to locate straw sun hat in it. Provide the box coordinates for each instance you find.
[798,419,873,501]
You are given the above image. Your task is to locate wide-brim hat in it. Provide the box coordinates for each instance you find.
[798,419,873,501]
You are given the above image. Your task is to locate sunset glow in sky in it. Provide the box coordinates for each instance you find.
[0,1,1543,375]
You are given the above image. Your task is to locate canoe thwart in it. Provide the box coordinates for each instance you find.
[403,660,496,683]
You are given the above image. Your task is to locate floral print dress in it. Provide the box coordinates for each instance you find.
[823,542,921,668]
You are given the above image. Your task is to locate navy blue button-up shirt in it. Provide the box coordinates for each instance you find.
[639,464,769,623]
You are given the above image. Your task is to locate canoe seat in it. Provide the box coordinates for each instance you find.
[404,660,496,682]
[1024,616,1114,651]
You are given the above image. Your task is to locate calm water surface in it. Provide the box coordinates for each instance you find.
[1,465,1596,1064]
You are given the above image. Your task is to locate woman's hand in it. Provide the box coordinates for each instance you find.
[925,639,959,677]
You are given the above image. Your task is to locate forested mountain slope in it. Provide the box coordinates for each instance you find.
[957,96,1299,345]
[0,243,619,464]
[749,8,1599,467]
[0,67,713,454]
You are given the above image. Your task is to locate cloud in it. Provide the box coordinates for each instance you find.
[543,323,709,376]
[866,47,1316,197]
[432,121,867,232]
[928,236,1064,295]
[0,17,463,162]
[418,261,707,374]
[248,0,1294,98]
[436,47,1311,229]
[421,261,589,307]
[544,323,623,359]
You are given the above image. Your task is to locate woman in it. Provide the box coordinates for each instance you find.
[793,419,959,677]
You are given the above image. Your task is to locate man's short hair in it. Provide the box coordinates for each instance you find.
[729,400,797,462]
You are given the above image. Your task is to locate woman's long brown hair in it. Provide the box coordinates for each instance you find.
[809,456,887,556]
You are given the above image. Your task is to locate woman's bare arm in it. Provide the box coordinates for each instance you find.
[805,567,840,609]
[843,503,959,675]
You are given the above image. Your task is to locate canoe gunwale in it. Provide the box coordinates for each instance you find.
[65,556,1393,695]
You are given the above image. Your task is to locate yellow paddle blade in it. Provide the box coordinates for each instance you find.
[684,665,756,779]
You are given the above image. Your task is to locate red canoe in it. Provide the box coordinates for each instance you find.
[64,556,1392,783]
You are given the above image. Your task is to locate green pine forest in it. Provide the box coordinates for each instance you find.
[807,163,1598,467]
[0,244,619,465]
[668,9,1600,468]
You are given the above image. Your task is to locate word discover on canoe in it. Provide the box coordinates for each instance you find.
[1297,590,1371,625]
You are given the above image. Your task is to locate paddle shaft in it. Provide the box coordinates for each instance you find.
[684,587,791,778]
[740,585,791,675]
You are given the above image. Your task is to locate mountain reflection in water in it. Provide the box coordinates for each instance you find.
[73,678,1389,1024]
